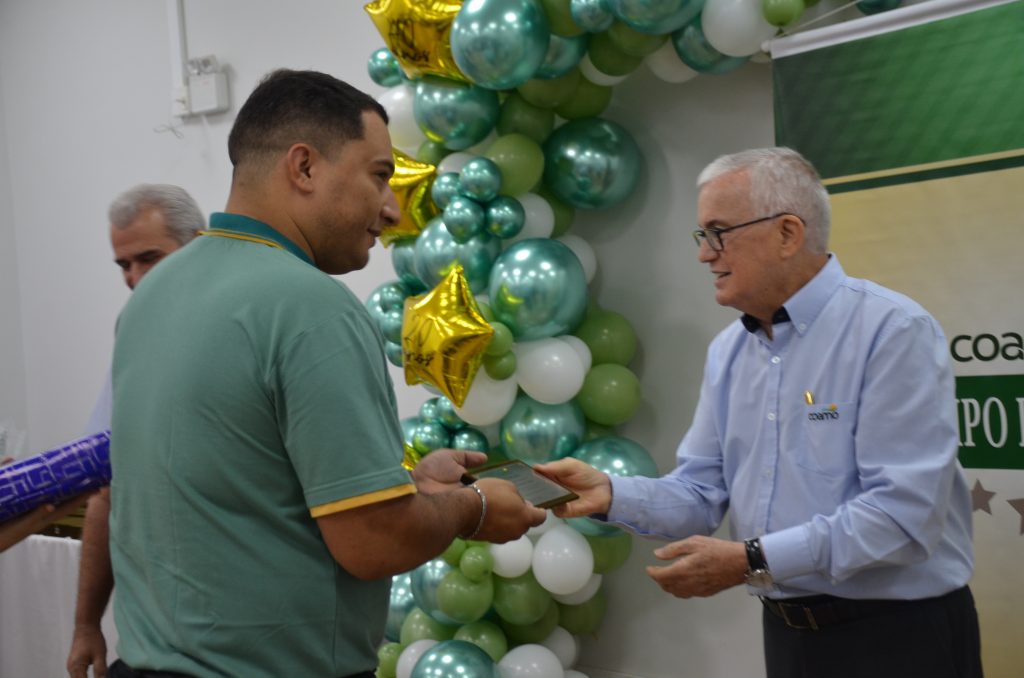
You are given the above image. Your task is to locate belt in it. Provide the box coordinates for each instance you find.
[760,594,916,631]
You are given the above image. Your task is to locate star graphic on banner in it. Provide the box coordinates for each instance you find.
[364,0,465,81]
[1008,498,1024,536]
[971,479,997,514]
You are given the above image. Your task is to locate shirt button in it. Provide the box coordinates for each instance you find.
[799,323,807,332]
[767,412,776,421]
[763,469,772,478]
[771,356,781,364]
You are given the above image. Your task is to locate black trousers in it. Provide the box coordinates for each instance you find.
[763,585,983,678]
[109,659,374,678]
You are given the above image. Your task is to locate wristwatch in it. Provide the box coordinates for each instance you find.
[744,537,774,588]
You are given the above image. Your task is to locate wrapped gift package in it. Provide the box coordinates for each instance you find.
[0,431,111,522]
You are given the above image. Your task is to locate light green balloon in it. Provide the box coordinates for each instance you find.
[607,21,668,56]
[400,608,458,645]
[476,301,495,322]
[497,92,555,144]
[441,538,468,567]
[588,31,643,76]
[483,351,517,380]
[483,134,545,197]
[485,322,514,356]
[540,0,586,36]
[553,76,613,120]
[454,620,508,662]
[437,571,494,624]
[573,309,637,365]
[417,139,450,165]
[517,69,581,109]
[499,599,560,644]
[377,642,402,678]
[459,545,495,581]
[492,571,552,625]
[763,0,805,26]
[556,589,607,634]
[586,531,634,573]
[575,364,641,425]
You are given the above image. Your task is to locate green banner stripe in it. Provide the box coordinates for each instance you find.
[826,153,1024,193]
[956,374,1024,470]
[774,1,1024,180]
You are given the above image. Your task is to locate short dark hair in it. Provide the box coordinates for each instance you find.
[227,69,389,167]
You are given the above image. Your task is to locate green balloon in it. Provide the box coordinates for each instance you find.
[540,0,586,36]
[377,642,402,678]
[400,608,457,645]
[588,31,643,76]
[553,76,613,120]
[671,15,749,75]
[557,589,607,635]
[477,301,495,322]
[454,620,508,662]
[537,185,576,236]
[573,309,637,365]
[763,0,805,26]
[459,545,495,581]
[586,531,634,573]
[483,352,517,380]
[437,571,494,624]
[576,364,641,425]
[497,92,556,144]
[585,420,616,440]
[484,134,545,197]
[517,69,581,109]
[485,322,514,356]
[417,139,450,165]
[441,538,468,567]
[499,599,560,645]
[492,571,552,625]
[607,21,668,57]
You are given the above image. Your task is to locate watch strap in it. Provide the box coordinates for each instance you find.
[744,537,768,572]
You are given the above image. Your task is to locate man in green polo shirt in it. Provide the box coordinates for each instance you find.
[104,70,545,678]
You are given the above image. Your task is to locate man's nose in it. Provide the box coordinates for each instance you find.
[381,187,400,226]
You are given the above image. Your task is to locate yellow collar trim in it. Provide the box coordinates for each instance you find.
[201,229,284,251]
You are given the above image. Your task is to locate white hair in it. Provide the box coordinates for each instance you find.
[108,184,205,245]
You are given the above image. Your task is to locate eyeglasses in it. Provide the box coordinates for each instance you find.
[692,212,792,252]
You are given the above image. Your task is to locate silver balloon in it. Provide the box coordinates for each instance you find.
[500,393,585,464]
[385,572,416,642]
[451,0,552,90]
[414,217,502,295]
[411,558,460,625]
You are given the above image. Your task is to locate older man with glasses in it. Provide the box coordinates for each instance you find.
[540,147,981,678]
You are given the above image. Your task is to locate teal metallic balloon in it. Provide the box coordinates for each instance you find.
[414,217,502,295]
[485,196,526,239]
[500,393,585,464]
[412,419,452,455]
[535,33,589,79]
[452,427,489,452]
[542,117,642,209]
[401,416,423,448]
[380,308,405,344]
[391,239,427,293]
[432,172,462,210]
[368,47,404,87]
[366,280,411,320]
[488,239,587,340]
[385,573,416,642]
[571,0,615,32]
[458,157,503,203]
[435,396,466,430]
[410,640,499,678]
[671,14,749,74]
[411,559,460,625]
[443,196,487,243]
[385,341,404,368]
[451,0,552,90]
[571,435,658,478]
[420,398,442,423]
[414,76,500,151]
[608,0,704,34]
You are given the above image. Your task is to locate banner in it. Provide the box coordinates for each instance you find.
[773,1,1024,674]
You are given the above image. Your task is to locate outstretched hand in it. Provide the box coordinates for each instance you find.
[645,535,748,599]
[0,491,96,553]
[412,448,487,494]
[534,458,612,518]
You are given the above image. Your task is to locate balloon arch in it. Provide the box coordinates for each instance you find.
[360,1,900,676]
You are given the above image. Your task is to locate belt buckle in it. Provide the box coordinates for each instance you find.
[779,603,819,631]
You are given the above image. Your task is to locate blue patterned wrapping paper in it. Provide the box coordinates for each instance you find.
[0,431,111,522]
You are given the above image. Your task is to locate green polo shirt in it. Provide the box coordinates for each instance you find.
[109,213,414,677]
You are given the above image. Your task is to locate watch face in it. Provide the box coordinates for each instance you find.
[746,569,773,589]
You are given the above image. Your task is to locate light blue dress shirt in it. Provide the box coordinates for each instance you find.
[609,255,974,600]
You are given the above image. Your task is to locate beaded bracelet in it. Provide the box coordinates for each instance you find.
[462,483,487,540]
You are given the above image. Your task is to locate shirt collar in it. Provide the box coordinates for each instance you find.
[739,254,844,336]
[207,213,314,266]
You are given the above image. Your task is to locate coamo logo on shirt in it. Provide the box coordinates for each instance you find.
[808,404,839,421]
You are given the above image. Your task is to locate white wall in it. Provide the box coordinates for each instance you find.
[0,1,792,676]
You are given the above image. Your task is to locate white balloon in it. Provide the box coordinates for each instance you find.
[455,371,518,426]
[527,511,565,540]
[377,84,423,155]
[541,626,579,669]
[497,644,565,678]
[490,534,534,578]
[476,420,502,447]
[532,524,595,595]
[507,193,554,244]
[437,151,476,175]
[556,234,596,283]
[645,40,699,84]
[577,53,628,87]
[551,572,602,605]
[564,671,590,678]
[702,0,779,58]
[514,338,586,404]
[397,639,438,678]
[558,335,592,374]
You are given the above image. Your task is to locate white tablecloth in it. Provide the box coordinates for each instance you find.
[0,535,118,678]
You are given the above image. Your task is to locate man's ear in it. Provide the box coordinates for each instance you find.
[779,214,805,259]
[284,143,317,194]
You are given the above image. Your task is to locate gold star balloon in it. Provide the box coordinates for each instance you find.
[402,265,494,407]
[402,442,422,471]
[364,0,466,82]
[382,149,439,247]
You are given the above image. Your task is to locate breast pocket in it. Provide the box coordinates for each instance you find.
[797,400,857,478]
